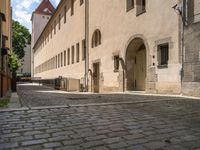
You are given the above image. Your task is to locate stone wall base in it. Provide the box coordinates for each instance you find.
[182,82,200,97]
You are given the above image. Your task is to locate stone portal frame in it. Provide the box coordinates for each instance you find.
[123,34,152,92]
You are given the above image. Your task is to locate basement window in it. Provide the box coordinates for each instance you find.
[157,43,169,68]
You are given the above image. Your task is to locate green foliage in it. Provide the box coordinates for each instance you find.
[0,98,10,108]
[12,20,31,59]
[9,52,21,72]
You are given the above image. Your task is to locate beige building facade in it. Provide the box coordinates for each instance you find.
[32,0,198,95]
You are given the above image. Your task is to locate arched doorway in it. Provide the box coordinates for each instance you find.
[126,38,147,91]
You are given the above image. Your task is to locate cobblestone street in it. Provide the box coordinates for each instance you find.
[0,84,200,150]
[17,83,188,107]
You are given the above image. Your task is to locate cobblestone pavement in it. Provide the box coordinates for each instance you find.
[1,100,200,150]
[0,83,200,150]
[17,83,189,107]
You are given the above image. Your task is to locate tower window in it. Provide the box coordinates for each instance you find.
[136,0,146,16]
[80,0,84,5]
[71,0,74,16]
[127,0,134,12]
[59,14,61,30]
[64,6,67,23]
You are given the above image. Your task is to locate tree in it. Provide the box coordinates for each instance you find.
[12,20,31,59]
[9,52,21,72]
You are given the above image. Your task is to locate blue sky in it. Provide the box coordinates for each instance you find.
[11,0,61,32]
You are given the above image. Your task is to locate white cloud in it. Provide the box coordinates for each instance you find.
[12,0,60,32]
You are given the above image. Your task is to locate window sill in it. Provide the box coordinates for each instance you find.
[136,10,146,16]
[157,65,168,69]
[126,7,134,12]
[114,69,119,73]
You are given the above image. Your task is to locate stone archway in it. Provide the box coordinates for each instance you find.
[126,38,147,91]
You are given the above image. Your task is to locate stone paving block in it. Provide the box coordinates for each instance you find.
[163,145,188,150]
[34,133,50,139]
[123,134,144,140]
[144,141,167,149]
[55,145,82,150]
[86,135,107,141]
[48,136,69,142]
[21,139,47,146]
[81,140,105,148]
[10,135,33,142]
[63,139,83,145]
[0,142,19,150]
[23,131,43,136]
[103,137,123,144]
[93,146,110,150]
[127,145,149,150]
[108,141,128,149]
[43,142,62,148]
[1,132,21,138]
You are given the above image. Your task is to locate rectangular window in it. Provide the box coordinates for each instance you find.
[56,56,58,68]
[64,6,67,23]
[136,0,146,16]
[114,55,120,72]
[72,46,75,64]
[127,0,134,11]
[59,14,61,30]
[54,20,56,34]
[47,30,49,42]
[61,52,63,67]
[158,43,169,68]
[76,43,80,63]
[45,35,46,45]
[68,48,70,65]
[82,39,86,60]
[64,50,66,66]
[71,0,74,16]
[58,54,60,68]
[50,25,53,39]
[80,0,84,5]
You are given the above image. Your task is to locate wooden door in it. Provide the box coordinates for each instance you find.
[93,63,100,93]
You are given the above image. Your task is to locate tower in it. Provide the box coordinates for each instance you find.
[31,0,55,77]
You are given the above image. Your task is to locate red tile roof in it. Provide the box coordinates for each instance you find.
[35,0,55,15]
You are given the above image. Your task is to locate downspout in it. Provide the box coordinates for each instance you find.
[0,17,2,97]
[85,0,89,92]
[181,0,186,91]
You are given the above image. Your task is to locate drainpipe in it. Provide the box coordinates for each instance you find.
[0,17,2,97]
[181,0,186,91]
[85,0,89,92]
